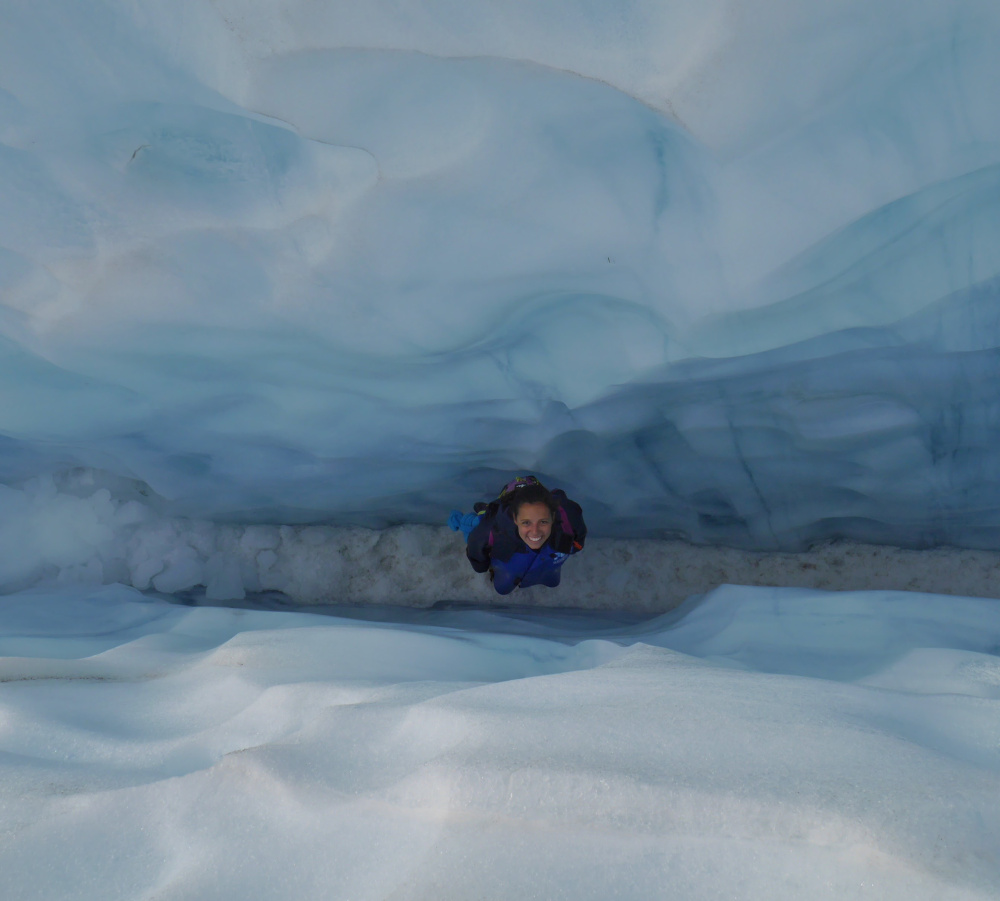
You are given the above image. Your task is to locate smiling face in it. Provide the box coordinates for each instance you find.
[514,501,553,550]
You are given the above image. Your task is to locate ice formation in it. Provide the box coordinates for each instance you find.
[3,5,1000,896]
[2,582,999,900]
[9,471,1000,610]
[3,0,1000,600]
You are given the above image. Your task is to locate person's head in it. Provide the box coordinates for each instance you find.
[507,484,559,550]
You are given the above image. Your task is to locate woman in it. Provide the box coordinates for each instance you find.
[464,477,587,595]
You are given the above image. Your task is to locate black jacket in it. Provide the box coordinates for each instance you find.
[466,489,587,573]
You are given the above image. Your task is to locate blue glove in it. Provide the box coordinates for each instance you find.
[448,510,481,539]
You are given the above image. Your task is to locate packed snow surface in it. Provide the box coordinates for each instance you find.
[3,0,1000,558]
[1,583,998,900]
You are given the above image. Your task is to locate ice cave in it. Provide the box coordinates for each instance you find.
[1,2,999,898]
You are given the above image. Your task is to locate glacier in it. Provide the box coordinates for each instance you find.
[2,582,999,900]
[3,0,1000,598]
[3,3,1000,898]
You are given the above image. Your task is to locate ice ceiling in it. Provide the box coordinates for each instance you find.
[2,0,1000,550]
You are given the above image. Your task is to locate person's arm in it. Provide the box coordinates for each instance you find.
[465,513,493,573]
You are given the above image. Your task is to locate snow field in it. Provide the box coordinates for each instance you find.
[1,583,998,900]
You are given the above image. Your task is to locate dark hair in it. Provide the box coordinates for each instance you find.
[507,483,559,520]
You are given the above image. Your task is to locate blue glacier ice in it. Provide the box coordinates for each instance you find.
[3,5,1000,899]
[2,0,1000,601]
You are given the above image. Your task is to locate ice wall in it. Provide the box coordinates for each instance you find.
[2,0,1000,578]
[8,471,1000,610]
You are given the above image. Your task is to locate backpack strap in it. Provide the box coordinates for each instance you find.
[473,500,499,547]
[557,506,584,552]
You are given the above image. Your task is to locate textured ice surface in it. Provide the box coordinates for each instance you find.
[3,0,1000,562]
[6,7,1000,894]
[9,471,1000,609]
[1,583,998,900]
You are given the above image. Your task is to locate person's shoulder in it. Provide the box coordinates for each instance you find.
[551,488,582,511]
[493,502,518,530]
[473,500,517,533]
[465,510,492,547]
